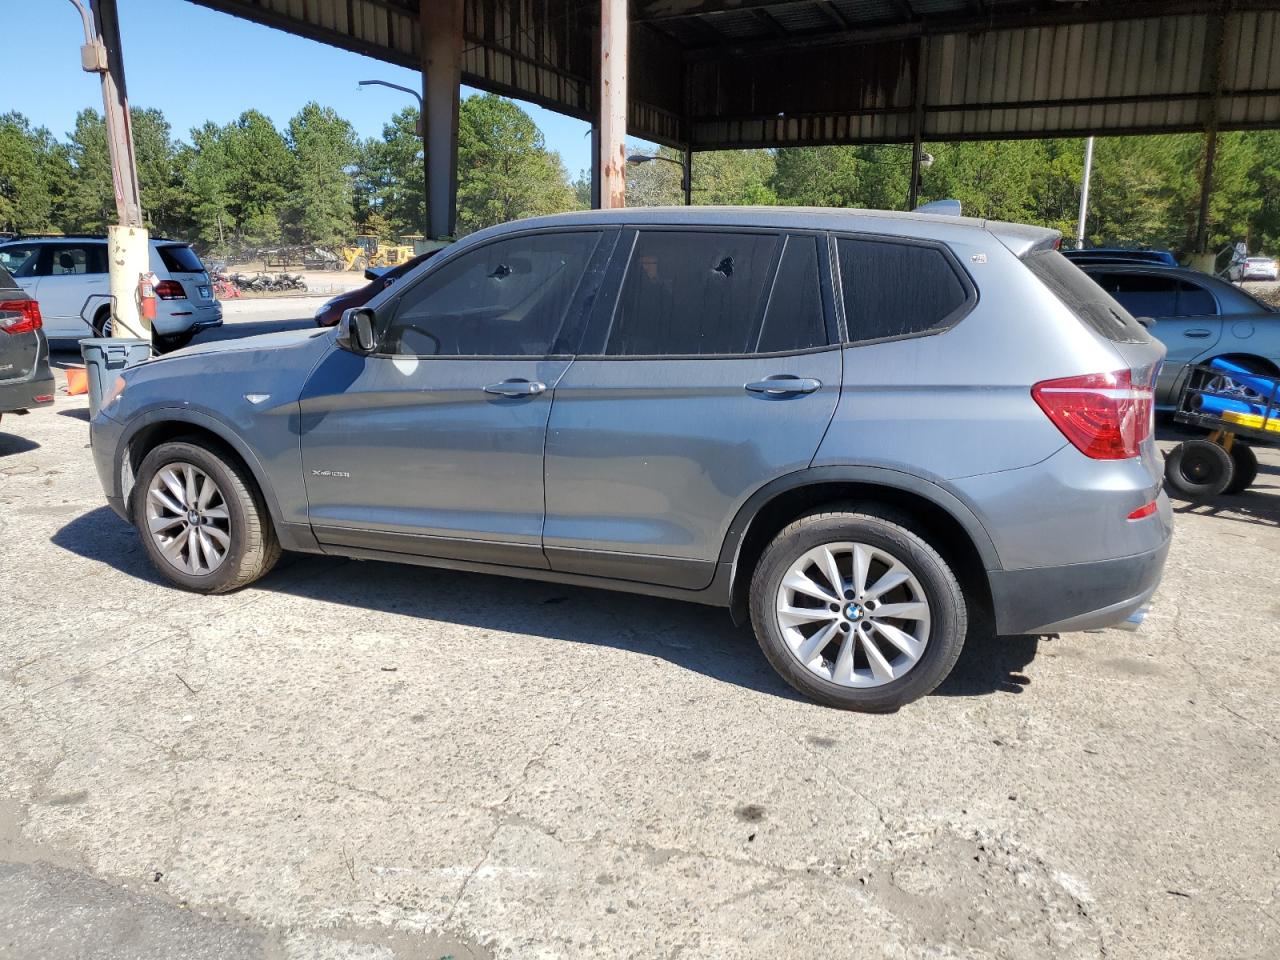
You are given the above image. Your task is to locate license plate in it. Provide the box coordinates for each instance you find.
[198,285,210,298]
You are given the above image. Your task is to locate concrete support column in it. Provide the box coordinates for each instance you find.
[421,0,463,239]
[598,0,628,208]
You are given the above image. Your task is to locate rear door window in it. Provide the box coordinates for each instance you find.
[1177,280,1218,316]
[157,244,207,274]
[756,235,829,353]
[605,231,780,356]
[1027,255,1150,343]
[836,237,970,343]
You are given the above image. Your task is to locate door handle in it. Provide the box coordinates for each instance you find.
[745,376,822,396]
[483,379,546,397]
[1184,329,1212,338]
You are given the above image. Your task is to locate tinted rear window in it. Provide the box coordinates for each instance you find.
[157,244,206,273]
[836,237,969,343]
[1024,251,1149,344]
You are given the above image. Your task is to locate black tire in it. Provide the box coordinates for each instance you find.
[749,507,967,712]
[1164,439,1235,500]
[1224,442,1259,495]
[92,308,112,337]
[155,331,195,353]
[130,439,281,593]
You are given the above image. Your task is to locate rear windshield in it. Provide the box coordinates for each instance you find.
[157,244,206,274]
[1024,250,1150,344]
[0,264,16,290]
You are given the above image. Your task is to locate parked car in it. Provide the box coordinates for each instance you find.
[1233,256,1279,282]
[0,263,54,423]
[1063,247,1179,268]
[1078,263,1280,408]
[0,236,222,351]
[87,208,1170,712]
[313,250,440,327]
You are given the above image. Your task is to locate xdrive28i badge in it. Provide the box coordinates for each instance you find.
[311,469,351,479]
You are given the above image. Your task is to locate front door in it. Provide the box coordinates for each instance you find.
[543,230,842,590]
[299,229,607,568]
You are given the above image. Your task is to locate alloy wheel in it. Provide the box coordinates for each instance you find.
[145,461,232,575]
[775,541,931,688]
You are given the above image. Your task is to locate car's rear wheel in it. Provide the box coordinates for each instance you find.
[131,440,281,593]
[155,331,195,353]
[92,308,112,338]
[749,508,967,712]
[1164,439,1235,500]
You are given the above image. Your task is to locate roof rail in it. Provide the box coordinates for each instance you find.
[913,199,963,216]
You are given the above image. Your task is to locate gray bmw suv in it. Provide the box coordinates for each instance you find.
[88,208,1171,711]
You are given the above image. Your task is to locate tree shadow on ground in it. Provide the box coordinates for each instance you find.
[53,505,1051,707]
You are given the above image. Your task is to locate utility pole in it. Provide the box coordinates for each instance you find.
[1076,135,1095,251]
[72,0,148,339]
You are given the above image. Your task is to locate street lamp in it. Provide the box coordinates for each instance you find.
[359,79,426,237]
[626,153,692,206]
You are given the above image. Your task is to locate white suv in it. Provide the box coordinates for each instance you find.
[0,236,222,350]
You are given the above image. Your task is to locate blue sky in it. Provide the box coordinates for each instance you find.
[5,0,638,178]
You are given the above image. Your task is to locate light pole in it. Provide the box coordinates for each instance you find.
[1076,135,1095,250]
[626,153,691,205]
[359,80,427,237]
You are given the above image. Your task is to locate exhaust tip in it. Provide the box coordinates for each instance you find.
[1115,605,1150,633]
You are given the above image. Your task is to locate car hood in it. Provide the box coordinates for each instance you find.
[157,326,331,360]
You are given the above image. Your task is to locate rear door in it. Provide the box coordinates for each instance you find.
[543,228,841,590]
[38,242,108,338]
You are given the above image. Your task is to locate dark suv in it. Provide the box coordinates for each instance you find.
[88,208,1171,711]
[0,263,54,424]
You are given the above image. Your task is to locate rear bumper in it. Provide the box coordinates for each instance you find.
[0,374,55,414]
[988,535,1171,635]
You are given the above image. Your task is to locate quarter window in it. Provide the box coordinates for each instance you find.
[606,231,779,356]
[836,237,968,343]
[383,232,599,357]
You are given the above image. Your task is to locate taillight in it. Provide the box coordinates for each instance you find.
[1127,501,1159,520]
[1032,369,1153,460]
[154,280,187,300]
[0,299,42,334]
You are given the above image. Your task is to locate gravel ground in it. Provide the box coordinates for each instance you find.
[1,362,1277,959]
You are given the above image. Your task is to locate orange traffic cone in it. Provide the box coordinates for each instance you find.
[65,366,88,396]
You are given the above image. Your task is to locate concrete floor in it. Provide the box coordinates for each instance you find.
[2,324,1278,958]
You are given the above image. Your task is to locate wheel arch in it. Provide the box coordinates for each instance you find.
[118,409,281,528]
[722,467,1000,624]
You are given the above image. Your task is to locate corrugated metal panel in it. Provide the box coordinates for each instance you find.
[689,8,1280,148]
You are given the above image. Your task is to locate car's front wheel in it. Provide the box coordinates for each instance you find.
[131,440,281,593]
[749,508,967,712]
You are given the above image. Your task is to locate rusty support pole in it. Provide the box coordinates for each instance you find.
[83,0,148,340]
[908,35,928,210]
[598,0,628,208]
[682,146,692,206]
[421,0,463,239]
[1194,6,1227,259]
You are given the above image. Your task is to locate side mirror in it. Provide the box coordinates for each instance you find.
[337,308,378,354]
